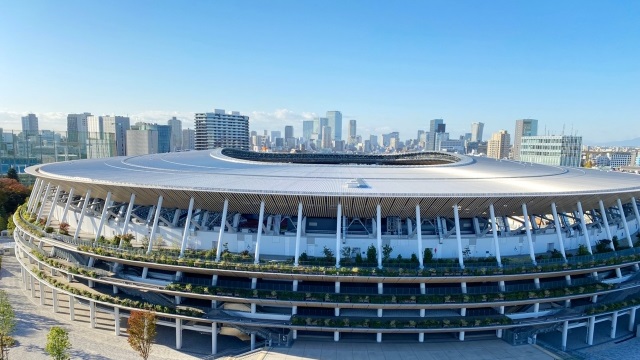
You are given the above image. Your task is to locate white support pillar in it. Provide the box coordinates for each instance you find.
[453,204,465,269]
[52,288,58,313]
[146,196,164,254]
[561,321,569,351]
[69,296,75,320]
[587,316,595,345]
[551,202,568,261]
[27,179,41,212]
[215,199,229,261]
[335,202,342,267]
[73,190,92,241]
[179,197,195,257]
[37,182,52,220]
[254,201,265,264]
[94,192,112,243]
[176,318,182,349]
[294,202,303,266]
[376,203,382,269]
[212,322,218,355]
[39,282,45,305]
[376,333,382,343]
[489,204,503,267]
[31,181,47,215]
[60,188,75,224]
[632,197,640,240]
[521,203,537,266]
[120,193,136,241]
[30,276,35,298]
[250,333,256,350]
[89,300,96,328]
[617,199,633,248]
[599,200,613,243]
[577,201,594,254]
[629,307,637,332]
[111,307,120,336]
[46,185,62,227]
[497,306,505,338]
[416,204,424,268]
[610,311,618,338]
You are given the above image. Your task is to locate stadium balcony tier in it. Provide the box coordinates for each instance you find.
[14,149,640,353]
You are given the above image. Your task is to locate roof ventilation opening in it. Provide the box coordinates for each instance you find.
[345,178,368,188]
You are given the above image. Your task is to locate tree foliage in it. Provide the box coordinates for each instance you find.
[0,290,16,360]
[5,168,18,183]
[45,326,71,360]
[127,310,156,360]
[0,178,30,218]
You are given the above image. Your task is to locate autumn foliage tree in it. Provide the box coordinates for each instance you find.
[127,311,156,360]
[0,178,30,231]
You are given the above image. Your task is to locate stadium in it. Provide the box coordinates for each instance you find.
[13,148,640,355]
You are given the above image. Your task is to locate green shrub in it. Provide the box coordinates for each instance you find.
[366,245,377,264]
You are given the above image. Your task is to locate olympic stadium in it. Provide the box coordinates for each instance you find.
[13,148,640,355]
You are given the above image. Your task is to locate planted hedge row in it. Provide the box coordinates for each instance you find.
[32,268,204,318]
[166,281,614,304]
[29,250,100,278]
[586,297,640,315]
[290,315,512,329]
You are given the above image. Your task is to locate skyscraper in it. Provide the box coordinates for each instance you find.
[471,122,484,142]
[194,109,250,150]
[167,117,182,151]
[326,111,342,141]
[428,119,445,150]
[519,135,582,167]
[513,119,538,160]
[348,120,356,145]
[103,116,131,156]
[284,125,294,140]
[321,126,332,149]
[302,120,314,141]
[21,113,39,137]
[182,128,195,150]
[313,117,328,135]
[487,130,511,159]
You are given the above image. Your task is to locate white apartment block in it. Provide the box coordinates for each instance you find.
[194,109,249,150]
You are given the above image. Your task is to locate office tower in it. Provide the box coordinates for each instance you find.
[67,113,91,144]
[127,123,171,154]
[348,120,356,145]
[326,111,342,141]
[271,131,282,141]
[126,128,159,156]
[284,126,294,140]
[428,119,445,150]
[302,121,314,141]
[519,135,582,167]
[321,126,332,149]
[103,116,130,156]
[182,128,195,150]
[86,115,130,158]
[417,130,425,142]
[513,119,538,160]
[487,130,511,159]
[369,135,378,150]
[168,117,182,151]
[313,117,328,135]
[194,109,250,150]
[21,113,39,137]
[471,122,484,142]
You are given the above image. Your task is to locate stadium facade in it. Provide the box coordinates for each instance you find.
[13,149,640,354]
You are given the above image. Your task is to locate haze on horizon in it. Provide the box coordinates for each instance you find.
[0,0,638,144]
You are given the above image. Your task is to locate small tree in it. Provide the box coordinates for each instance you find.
[366,245,377,264]
[45,326,71,360]
[382,244,393,262]
[322,246,335,263]
[423,248,433,264]
[6,168,19,183]
[127,310,156,360]
[0,290,16,360]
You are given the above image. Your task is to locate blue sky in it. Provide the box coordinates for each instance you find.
[1,0,639,143]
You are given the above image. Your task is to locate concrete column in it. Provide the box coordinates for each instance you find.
[632,198,640,241]
[89,300,96,328]
[617,199,633,247]
[336,202,342,267]
[521,203,537,265]
[610,311,618,338]
[32,182,49,216]
[146,196,164,254]
[497,306,505,338]
[179,197,196,257]
[587,316,595,345]
[489,204,502,266]
[27,179,41,212]
[561,321,569,351]
[629,307,637,332]
[212,322,218,355]
[453,204,465,269]
[551,203,567,261]
[599,200,613,244]
[52,288,58,313]
[214,199,229,261]
[39,282,45,305]
[416,204,424,268]
[69,296,75,320]
[534,278,541,289]
[114,307,120,335]
[176,318,182,349]
[73,190,92,241]
[119,194,136,246]
[60,188,75,224]
[30,277,36,299]
[376,333,382,343]
[576,201,594,254]
[250,333,256,350]
[376,204,382,269]
[94,192,112,243]
[46,185,62,227]
[334,331,340,341]
[294,202,303,266]
[36,182,52,220]
[254,201,265,264]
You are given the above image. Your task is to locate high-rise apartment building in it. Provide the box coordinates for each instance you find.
[513,119,538,160]
[67,113,91,144]
[519,135,582,167]
[428,119,445,150]
[471,122,484,142]
[487,130,511,159]
[348,120,356,145]
[326,111,342,141]
[21,113,39,137]
[194,109,249,150]
[182,128,195,150]
[302,121,314,141]
[168,117,182,151]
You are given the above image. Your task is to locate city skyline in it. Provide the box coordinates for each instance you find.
[1,1,639,144]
